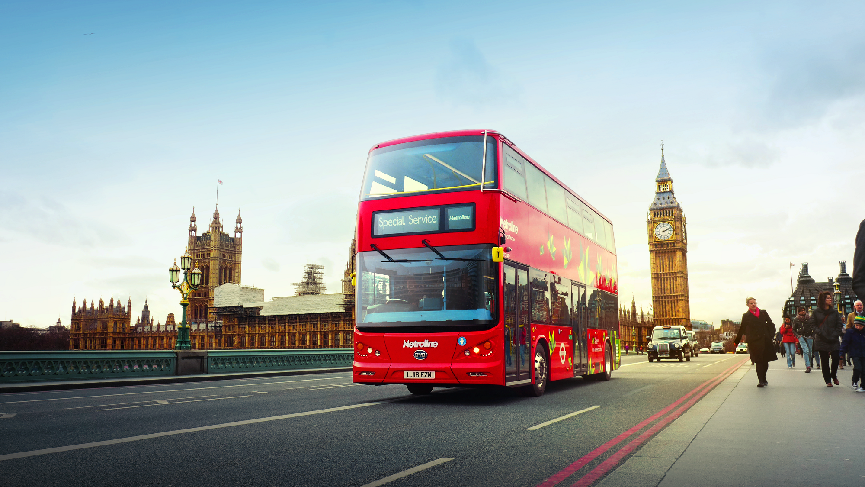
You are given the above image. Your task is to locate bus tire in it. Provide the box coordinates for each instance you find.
[596,342,612,381]
[406,384,433,395]
[523,344,548,397]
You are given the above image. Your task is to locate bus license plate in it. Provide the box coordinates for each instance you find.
[404,371,435,379]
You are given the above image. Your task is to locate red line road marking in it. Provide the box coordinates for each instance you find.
[537,358,747,487]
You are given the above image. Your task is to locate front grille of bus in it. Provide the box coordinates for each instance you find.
[658,343,669,355]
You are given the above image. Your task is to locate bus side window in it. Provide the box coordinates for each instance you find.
[605,220,615,252]
[594,212,607,249]
[524,163,548,214]
[550,277,570,326]
[545,176,568,226]
[503,150,528,201]
[582,208,594,241]
[566,197,584,235]
[529,269,550,324]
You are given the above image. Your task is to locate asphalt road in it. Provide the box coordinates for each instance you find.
[0,353,745,487]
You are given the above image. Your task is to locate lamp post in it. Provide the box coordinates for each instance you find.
[834,281,842,315]
[169,250,203,350]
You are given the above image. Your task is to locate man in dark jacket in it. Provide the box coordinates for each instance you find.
[854,219,865,302]
[735,297,777,387]
[792,307,817,372]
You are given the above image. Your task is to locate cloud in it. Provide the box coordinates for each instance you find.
[262,257,280,272]
[435,39,519,108]
[744,34,865,132]
[0,189,129,247]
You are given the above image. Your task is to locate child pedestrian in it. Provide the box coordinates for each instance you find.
[840,316,865,391]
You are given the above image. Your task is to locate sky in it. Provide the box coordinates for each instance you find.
[1,0,863,330]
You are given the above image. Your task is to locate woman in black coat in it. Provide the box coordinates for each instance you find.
[811,290,845,387]
[735,297,778,387]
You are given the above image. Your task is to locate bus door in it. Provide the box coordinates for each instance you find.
[572,281,587,376]
[504,264,531,385]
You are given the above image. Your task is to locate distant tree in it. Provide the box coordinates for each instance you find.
[0,327,69,350]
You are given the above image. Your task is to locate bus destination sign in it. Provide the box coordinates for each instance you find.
[373,204,475,237]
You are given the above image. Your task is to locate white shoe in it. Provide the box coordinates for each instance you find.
[856,387,865,393]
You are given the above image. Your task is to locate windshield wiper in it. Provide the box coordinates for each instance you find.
[370,244,425,263]
[422,239,485,262]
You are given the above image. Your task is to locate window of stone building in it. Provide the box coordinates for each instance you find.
[291,335,296,346]
[271,335,276,347]
[335,334,340,346]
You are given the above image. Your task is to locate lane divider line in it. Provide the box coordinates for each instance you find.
[359,458,454,487]
[0,401,382,462]
[569,358,747,486]
[536,358,747,487]
[529,406,600,431]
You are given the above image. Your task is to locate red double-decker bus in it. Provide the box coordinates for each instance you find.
[352,130,619,396]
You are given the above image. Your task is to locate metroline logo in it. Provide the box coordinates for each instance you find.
[403,339,439,349]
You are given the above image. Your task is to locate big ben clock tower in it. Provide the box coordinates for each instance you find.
[647,144,691,329]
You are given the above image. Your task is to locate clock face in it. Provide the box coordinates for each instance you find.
[654,222,674,240]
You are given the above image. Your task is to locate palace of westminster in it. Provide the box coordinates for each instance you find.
[69,206,356,351]
[67,150,858,353]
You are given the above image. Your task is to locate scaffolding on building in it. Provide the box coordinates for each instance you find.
[294,264,326,296]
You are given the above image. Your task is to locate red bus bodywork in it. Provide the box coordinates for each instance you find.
[353,130,619,393]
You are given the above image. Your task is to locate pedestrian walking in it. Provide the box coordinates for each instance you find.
[734,297,778,387]
[847,300,864,328]
[792,306,817,372]
[840,316,865,391]
[854,219,865,300]
[779,316,798,368]
[811,291,845,387]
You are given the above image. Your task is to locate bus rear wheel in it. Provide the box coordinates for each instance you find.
[523,345,548,397]
[406,384,433,395]
[596,343,612,381]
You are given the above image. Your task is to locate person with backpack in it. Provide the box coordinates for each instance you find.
[811,291,845,387]
[840,316,865,392]
[793,306,817,373]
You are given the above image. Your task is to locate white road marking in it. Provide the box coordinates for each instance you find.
[0,401,382,461]
[3,376,344,405]
[528,406,600,431]
[0,413,16,419]
[359,458,454,487]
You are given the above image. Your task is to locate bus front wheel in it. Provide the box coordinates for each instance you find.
[406,384,433,395]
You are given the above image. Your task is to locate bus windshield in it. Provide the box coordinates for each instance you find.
[356,244,497,329]
[361,136,497,200]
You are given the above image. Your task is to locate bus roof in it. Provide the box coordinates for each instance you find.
[368,130,613,225]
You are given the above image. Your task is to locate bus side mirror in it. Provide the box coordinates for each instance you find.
[492,247,504,263]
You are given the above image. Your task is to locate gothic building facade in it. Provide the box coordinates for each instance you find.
[784,262,858,318]
[618,297,654,353]
[70,207,356,351]
[70,297,133,350]
[187,205,243,325]
[647,147,691,329]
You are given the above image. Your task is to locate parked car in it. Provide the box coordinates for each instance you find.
[736,343,749,354]
[700,347,710,354]
[710,341,725,354]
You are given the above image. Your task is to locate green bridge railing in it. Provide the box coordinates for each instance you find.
[0,349,353,383]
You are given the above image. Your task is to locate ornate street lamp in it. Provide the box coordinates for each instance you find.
[834,281,842,315]
[169,250,203,350]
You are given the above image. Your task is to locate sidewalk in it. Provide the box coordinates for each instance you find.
[599,358,865,487]
[0,367,351,394]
